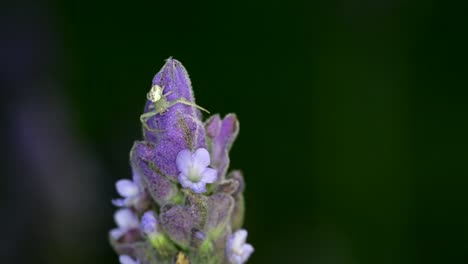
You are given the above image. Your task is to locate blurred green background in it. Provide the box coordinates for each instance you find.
[1,0,467,263]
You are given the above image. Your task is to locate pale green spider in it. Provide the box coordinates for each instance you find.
[140,85,209,132]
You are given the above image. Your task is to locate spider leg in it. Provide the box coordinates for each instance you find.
[140,110,164,132]
[168,98,210,114]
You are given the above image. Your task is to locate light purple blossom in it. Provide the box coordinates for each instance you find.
[112,178,141,207]
[226,229,254,264]
[141,210,158,235]
[176,148,218,193]
[110,209,140,240]
[119,255,140,264]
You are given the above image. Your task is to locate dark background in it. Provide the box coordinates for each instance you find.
[1,0,467,263]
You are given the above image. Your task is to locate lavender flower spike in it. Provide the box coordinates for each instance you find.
[109,58,254,263]
[177,148,218,193]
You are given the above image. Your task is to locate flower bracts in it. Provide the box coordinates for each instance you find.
[109,58,253,264]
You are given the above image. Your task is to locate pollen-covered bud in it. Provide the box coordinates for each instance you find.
[205,193,234,240]
[143,58,206,149]
[159,204,195,248]
[130,141,178,205]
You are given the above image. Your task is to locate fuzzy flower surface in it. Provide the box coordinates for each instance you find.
[226,230,254,264]
[108,58,253,264]
[176,148,218,193]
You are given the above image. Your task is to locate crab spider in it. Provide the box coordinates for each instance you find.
[140,85,209,132]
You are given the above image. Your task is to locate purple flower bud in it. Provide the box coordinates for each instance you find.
[115,209,139,228]
[131,141,177,204]
[226,230,254,264]
[159,204,194,247]
[176,148,218,193]
[190,229,206,248]
[205,193,234,239]
[112,179,140,207]
[141,58,207,179]
[117,179,139,197]
[141,210,158,235]
[204,114,239,179]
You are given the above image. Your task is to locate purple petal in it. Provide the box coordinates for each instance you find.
[119,255,138,264]
[116,179,139,198]
[242,244,254,260]
[141,210,158,235]
[226,229,253,264]
[112,198,126,207]
[176,149,192,174]
[178,173,192,188]
[191,182,207,193]
[233,229,247,246]
[201,168,217,183]
[192,148,210,168]
[114,209,139,229]
[110,228,125,240]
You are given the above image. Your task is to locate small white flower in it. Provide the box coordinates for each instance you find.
[226,229,254,264]
[176,148,218,193]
